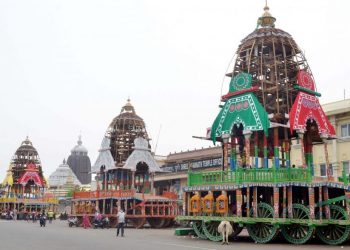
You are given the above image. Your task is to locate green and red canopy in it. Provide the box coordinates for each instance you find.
[210,73,270,143]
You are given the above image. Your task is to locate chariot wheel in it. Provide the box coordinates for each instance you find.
[281,204,313,244]
[162,219,173,228]
[109,217,118,228]
[129,217,146,229]
[316,204,350,245]
[129,205,146,229]
[192,220,207,239]
[229,222,243,238]
[147,218,165,228]
[246,202,278,243]
[76,216,83,227]
[202,220,223,242]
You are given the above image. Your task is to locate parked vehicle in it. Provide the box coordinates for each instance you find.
[92,216,110,229]
[68,217,79,227]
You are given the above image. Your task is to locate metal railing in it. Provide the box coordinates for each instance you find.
[188,167,312,186]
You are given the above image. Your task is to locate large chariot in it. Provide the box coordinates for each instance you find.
[177,5,350,245]
[70,100,178,228]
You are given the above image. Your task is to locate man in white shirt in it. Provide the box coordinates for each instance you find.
[116,209,125,237]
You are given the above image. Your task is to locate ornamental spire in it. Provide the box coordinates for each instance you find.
[121,98,136,114]
[78,134,82,146]
[257,1,276,29]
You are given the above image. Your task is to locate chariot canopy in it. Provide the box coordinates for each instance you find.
[18,163,44,187]
[123,137,162,173]
[289,71,335,137]
[2,164,14,186]
[92,136,115,173]
[210,73,270,143]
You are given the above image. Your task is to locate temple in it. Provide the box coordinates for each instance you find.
[48,159,81,199]
[67,135,91,184]
[71,99,177,229]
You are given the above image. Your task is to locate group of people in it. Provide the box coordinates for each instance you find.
[0,209,17,220]
[81,209,126,237]
[25,210,55,224]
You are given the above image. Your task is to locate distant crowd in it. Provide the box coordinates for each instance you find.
[0,208,60,222]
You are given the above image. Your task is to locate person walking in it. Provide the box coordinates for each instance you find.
[48,210,54,223]
[13,208,17,221]
[116,209,125,237]
[82,213,91,229]
[39,212,46,227]
[32,211,37,223]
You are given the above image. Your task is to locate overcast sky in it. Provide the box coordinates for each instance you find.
[0,0,349,180]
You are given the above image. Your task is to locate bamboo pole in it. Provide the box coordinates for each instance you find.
[273,187,279,218]
[263,133,268,168]
[318,187,322,221]
[236,189,242,217]
[253,187,258,217]
[254,132,259,168]
[308,187,315,219]
[272,39,280,114]
[246,187,250,217]
[282,186,287,218]
[288,186,293,218]
[274,127,280,169]
[297,131,307,168]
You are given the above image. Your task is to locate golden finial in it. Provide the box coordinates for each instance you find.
[257,0,276,29]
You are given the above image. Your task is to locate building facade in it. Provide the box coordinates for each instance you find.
[154,146,222,199]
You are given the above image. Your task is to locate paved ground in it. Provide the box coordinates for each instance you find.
[0,220,348,250]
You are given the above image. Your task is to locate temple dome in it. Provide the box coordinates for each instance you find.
[48,159,81,187]
[14,136,40,161]
[226,4,310,121]
[106,98,150,167]
[67,135,91,184]
[71,135,88,155]
[7,136,47,190]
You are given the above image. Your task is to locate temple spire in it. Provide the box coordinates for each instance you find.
[257,1,276,29]
[78,135,82,146]
[121,98,135,114]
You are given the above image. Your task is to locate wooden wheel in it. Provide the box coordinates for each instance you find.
[109,217,118,228]
[192,220,207,239]
[130,217,146,229]
[77,216,83,227]
[202,220,223,242]
[162,219,173,228]
[316,205,350,245]
[281,204,313,244]
[129,205,146,229]
[229,222,243,238]
[147,218,165,228]
[246,202,278,243]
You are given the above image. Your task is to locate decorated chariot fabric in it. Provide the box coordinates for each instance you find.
[92,137,115,173]
[18,163,44,186]
[123,137,161,172]
[211,73,270,143]
[289,70,335,136]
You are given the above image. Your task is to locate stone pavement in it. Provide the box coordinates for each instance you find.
[0,220,347,250]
